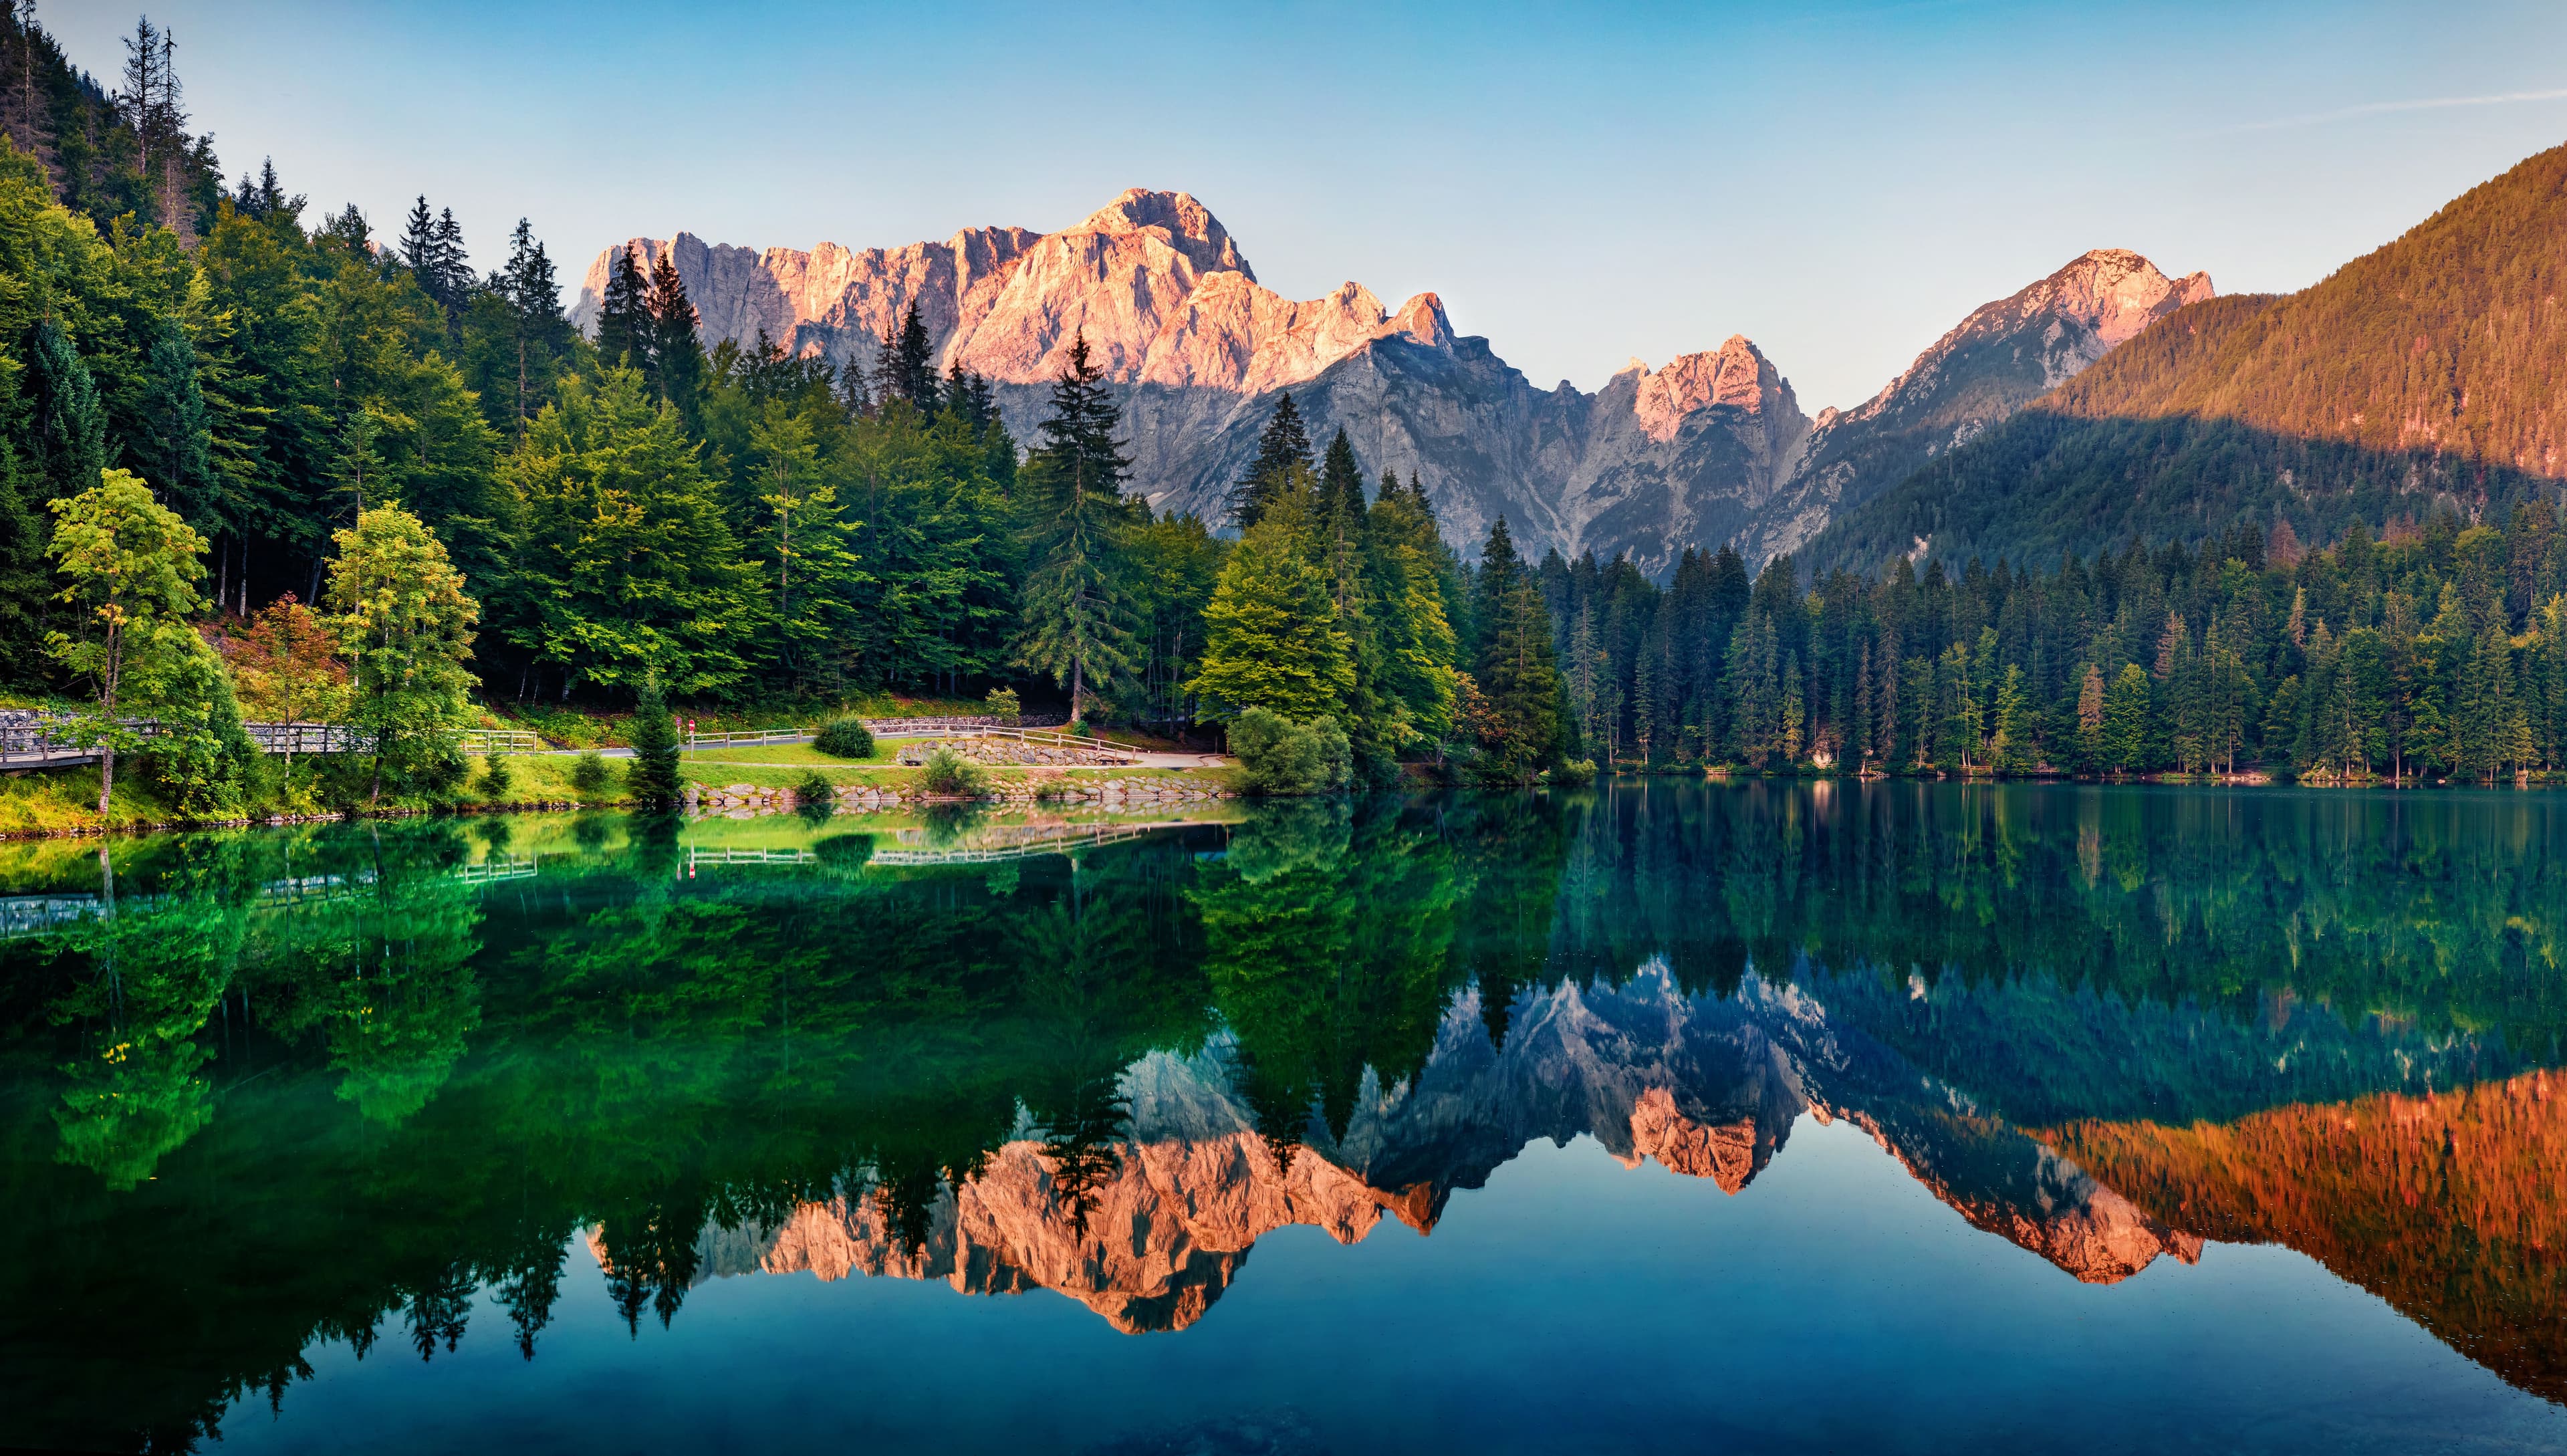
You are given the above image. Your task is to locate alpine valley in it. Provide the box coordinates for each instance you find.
[572,191,2213,573]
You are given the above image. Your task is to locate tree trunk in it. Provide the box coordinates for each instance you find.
[97,744,113,816]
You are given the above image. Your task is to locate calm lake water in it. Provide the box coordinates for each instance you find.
[4,783,2564,1455]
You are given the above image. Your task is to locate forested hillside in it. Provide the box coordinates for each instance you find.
[1809,142,2567,571]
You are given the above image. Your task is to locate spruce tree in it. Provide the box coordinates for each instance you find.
[646,250,706,422]
[1470,517,1567,781]
[399,195,441,293]
[884,301,938,411]
[594,244,651,373]
[629,675,682,806]
[1014,330,1138,723]
[499,217,567,440]
[1230,392,1312,529]
[26,314,106,501]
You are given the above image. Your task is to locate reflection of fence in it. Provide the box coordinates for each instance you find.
[685,846,817,868]
[454,856,539,884]
[870,820,1179,866]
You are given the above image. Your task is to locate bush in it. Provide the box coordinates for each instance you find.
[794,769,836,822]
[814,832,874,870]
[477,754,515,800]
[1547,757,1598,787]
[919,745,989,797]
[629,679,681,806]
[983,687,1021,723]
[570,751,613,794]
[1229,708,1352,796]
[813,718,876,758]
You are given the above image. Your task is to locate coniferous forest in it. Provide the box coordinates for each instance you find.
[4,9,2566,815]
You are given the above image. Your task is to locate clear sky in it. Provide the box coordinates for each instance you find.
[49,0,2567,411]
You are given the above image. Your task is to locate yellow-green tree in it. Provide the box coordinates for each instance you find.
[45,469,207,813]
[327,501,477,803]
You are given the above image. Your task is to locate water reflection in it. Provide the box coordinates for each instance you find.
[1,784,2564,1451]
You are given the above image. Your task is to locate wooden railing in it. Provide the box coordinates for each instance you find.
[459,728,544,755]
[683,727,804,750]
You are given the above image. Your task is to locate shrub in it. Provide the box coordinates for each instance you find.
[477,754,515,800]
[1229,708,1352,796]
[920,745,989,796]
[1547,757,1598,787]
[629,679,681,807]
[813,718,876,758]
[794,769,836,822]
[814,832,874,870]
[570,751,613,794]
[983,687,1021,723]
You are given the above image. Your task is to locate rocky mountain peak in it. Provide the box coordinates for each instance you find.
[1630,335,1795,443]
[2034,247,2216,348]
[1075,188,1252,280]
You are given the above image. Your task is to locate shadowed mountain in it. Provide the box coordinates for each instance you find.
[1808,141,2567,572]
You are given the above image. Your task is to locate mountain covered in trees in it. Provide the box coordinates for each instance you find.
[1809,142,2567,573]
[577,201,2208,573]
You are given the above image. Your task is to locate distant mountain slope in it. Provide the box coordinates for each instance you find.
[1737,249,2211,563]
[580,193,2198,570]
[1805,142,2567,572]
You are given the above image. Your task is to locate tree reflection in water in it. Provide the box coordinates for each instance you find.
[1,783,2564,1452]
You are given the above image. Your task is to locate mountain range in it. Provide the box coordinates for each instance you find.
[573,193,2209,573]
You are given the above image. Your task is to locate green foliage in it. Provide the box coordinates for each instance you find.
[326,502,477,802]
[918,744,987,797]
[793,769,835,821]
[812,717,876,759]
[1229,707,1352,796]
[628,679,681,806]
[477,753,514,800]
[983,685,1020,721]
[569,750,612,795]
[1548,755,1598,786]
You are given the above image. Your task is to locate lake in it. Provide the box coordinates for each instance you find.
[3,782,2563,1455]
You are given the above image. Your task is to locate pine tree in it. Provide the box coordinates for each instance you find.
[629,675,681,806]
[881,301,938,412]
[1015,331,1138,723]
[2102,662,2153,776]
[26,314,106,501]
[594,244,651,372]
[645,250,706,423]
[1231,392,1312,529]
[498,217,568,441]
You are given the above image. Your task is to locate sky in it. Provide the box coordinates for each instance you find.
[49,0,2567,411]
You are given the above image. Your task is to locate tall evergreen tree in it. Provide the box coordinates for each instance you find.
[1015,331,1138,722]
[26,314,106,502]
[594,245,651,372]
[645,250,706,424]
[1231,392,1313,529]
[881,301,939,412]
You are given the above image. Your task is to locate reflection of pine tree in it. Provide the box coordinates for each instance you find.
[404,1265,475,1360]
[1038,1072,1130,1241]
[596,1201,706,1333]
[492,1237,567,1360]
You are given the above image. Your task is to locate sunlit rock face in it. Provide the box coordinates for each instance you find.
[630,969,2190,1330]
[577,197,2200,574]
[1735,249,2215,564]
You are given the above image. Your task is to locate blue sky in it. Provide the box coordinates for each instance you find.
[51,0,2567,410]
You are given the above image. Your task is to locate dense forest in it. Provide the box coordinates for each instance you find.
[1542,504,2567,781]
[0,12,1596,810]
[11,11,2567,810]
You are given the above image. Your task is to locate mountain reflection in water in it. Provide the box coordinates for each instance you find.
[3,783,2564,1453]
